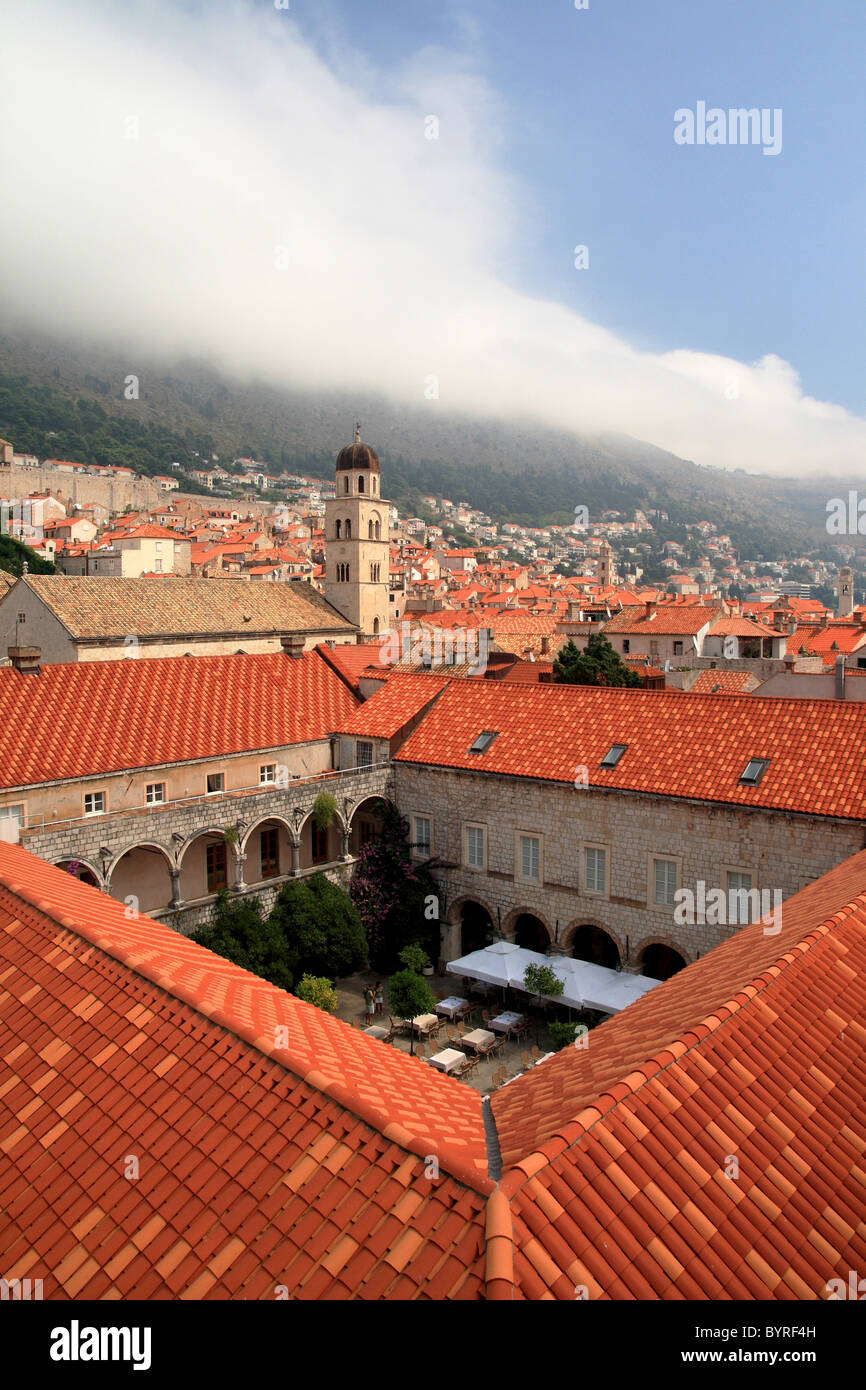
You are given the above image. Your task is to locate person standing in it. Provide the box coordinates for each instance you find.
[364,986,375,1024]
[374,981,384,1016]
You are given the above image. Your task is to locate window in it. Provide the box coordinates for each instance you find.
[0,803,25,829]
[600,743,628,769]
[260,827,279,878]
[344,476,349,493]
[335,519,341,539]
[740,757,770,786]
[312,822,329,863]
[206,842,228,892]
[673,641,683,656]
[413,816,431,856]
[155,541,162,552]
[358,476,365,493]
[260,764,277,785]
[727,870,756,923]
[356,741,373,768]
[358,819,377,847]
[466,824,485,869]
[345,520,351,539]
[146,782,166,805]
[154,559,163,572]
[622,639,630,654]
[206,772,225,795]
[84,791,106,816]
[653,858,678,906]
[469,730,499,755]
[585,846,607,894]
[520,835,540,881]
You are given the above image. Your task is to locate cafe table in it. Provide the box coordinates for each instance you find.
[412,1013,440,1035]
[460,1028,495,1054]
[489,1011,526,1036]
[428,1048,466,1075]
[436,996,469,1020]
[363,1025,390,1040]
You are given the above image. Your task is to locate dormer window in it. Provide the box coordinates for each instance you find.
[740,757,770,786]
[469,730,499,754]
[600,743,628,769]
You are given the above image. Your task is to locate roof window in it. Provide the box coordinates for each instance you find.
[469,730,499,755]
[600,743,628,769]
[740,757,770,786]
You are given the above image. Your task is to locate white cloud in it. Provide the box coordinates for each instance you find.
[1,0,863,477]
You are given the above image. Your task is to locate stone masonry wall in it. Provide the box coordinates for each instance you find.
[394,763,864,967]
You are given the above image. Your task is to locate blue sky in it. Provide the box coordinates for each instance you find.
[3,0,865,476]
[298,0,866,415]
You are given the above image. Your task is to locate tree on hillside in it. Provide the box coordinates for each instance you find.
[269,872,367,980]
[191,891,295,992]
[349,802,440,972]
[553,634,643,688]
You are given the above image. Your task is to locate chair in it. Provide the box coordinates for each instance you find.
[531,1045,543,1064]
[491,1035,506,1058]
[416,1042,428,1060]
[390,1015,408,1036]
[457,1020,468,1038]
[482,1009,491,1025]
[428,1017,442,1039]
[516,1019,532,1041]
[520,1051,533,1071]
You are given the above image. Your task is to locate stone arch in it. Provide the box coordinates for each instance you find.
[54,857,104,890]
[358,475,365,493]
[241,814,295,883]
[503,906,553,952]
[177,827,234,901]
[373,617,380,635]
[448,894,495,956]
[636,937,689,981]
[108,841,175,914]
[565,920,622,969]
[345,519,351,540]
[335,519,341,539]
[346,794,390,857]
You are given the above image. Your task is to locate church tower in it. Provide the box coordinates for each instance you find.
[597,539,616,588]
[838,566,854,618]
[325,425,390,638]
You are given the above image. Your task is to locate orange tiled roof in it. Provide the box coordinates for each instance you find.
[0,844,489,1300]
[690,669,759,695]
[0,650,360,788]
[493,851,866,1298]
[333,674,451,737]
[395,680,866,820]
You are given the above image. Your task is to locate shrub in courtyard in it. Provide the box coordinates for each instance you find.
[192,891,295,992]
[296,974,338,1014]
[269,872,367,980]
[350,802,439,972]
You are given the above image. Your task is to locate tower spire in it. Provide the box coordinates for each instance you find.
[354,421,361,444]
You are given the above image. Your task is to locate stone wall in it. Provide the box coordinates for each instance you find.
[394,763,865,967]
[0,466,163,514]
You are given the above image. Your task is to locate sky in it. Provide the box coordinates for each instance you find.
[1,0,865,478]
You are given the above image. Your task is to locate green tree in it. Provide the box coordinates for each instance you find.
[523,962,565,1046]
[269,872,367,980]
[398,943,430,974]
[350,803,440,971]
[296,974,338,1013]
[553,633,643,688]
[192,891,295,992]
[388,970,435,1055]
[0,534,56,577]
[312,791,337,830]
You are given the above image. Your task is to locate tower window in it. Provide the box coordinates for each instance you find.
[344,476,349,492]
[335,519,341,539]
[358,475,365,493]
[345,519,351,539]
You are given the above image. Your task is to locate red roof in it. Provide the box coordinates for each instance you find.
[493,850,866,1298]
[0,844,488,1300]
[395,680,866,820]
[333,674,450,737]
[2,843,866,1298]
[690,670,758,695]
[0,650,360,788]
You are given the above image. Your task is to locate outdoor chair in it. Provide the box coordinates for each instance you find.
[516,1019,532,1040]
[491,1035,506,1058]
[389,1016,408,1036]
[520,1051,534,1071]
[457,1020,468,1037]
[531,1046,543,1063]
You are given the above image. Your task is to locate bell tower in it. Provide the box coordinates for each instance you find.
[325,425,390,637]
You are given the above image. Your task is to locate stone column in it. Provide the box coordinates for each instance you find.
[290,841,301,877]
[169,868,184,909]
[231,850,247,892]
[341,828,351,861]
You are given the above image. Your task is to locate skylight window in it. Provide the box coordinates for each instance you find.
[469,730,499,755]
[740,757,770,786]
[600,743,628,769]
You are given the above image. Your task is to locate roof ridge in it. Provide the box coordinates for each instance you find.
[0,858,491,1193]
[499,897,866,1195]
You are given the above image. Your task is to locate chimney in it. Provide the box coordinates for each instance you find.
[541,636,550,656]
[280,633,306,659]
[787,618,796,637]
[836,653,846,700]
[644,601,656,620]
[8,645,41,674]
